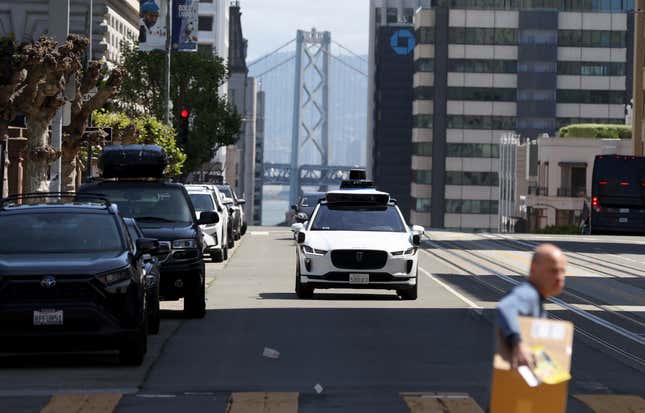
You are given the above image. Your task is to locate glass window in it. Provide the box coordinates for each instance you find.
[520,29,557,44]
[446,171,499,186]
[403,8,415,23]
[413,115,433,128]
[449,116,516,130]
[448,59,517,74]
[517,89,555,101]
[189,193,215,211]
[448,87,516,101]
[414,86,434,100]
[415,58,434,72]
[559,30,626,47]
[557,89,625,105]
[446,143,499,158]
[0,213,124,254]
[198,16,213,31]
[518,61,556,73]
[446,199,499,214]
[415,198,431,212]
[413,170,432,184]
[311,205,406,232]
[517,118,556,130]
[386,7,398,23]
[413,142,433,156]
[375,7,383,25]
[416,28,434,44]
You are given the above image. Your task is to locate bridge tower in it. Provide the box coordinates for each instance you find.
[289,28,331,206]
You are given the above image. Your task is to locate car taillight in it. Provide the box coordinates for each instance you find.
[592,197,599,208]
[599,181,608,185]
[619,182,630,187]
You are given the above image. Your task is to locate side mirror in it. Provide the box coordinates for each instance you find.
[297,231,306,244]
[296,212,308,222]
[136,238,159,255]
[291,223,305,233]
[411,225,425,236]
[412,234,421,247]
[237,199,246,205]
[198,211,219,225]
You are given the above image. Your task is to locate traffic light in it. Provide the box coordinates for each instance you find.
[178,108,190,146]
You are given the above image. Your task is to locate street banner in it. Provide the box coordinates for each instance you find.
[139,0,168,51]
[172,0,199,51]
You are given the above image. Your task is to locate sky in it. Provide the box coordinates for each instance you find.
[240,0,369,61]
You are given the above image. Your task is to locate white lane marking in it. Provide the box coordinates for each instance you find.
[425,239,645,347]
[419,267,482,313]
[136,394,177,398]
[250,231,269,236]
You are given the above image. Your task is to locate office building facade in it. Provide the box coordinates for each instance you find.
[411,1,633,231]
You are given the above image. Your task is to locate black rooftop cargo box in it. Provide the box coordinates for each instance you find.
[99,145,167,179]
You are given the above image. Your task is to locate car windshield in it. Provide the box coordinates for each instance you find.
[90,187,193,223]
[189,193,215,211]
[311,204,406,232]
[301,195,324,207]
[0,212,123,254]
[217,186,233,199]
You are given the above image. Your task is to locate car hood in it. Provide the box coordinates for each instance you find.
[304,231,412,251]
[0,251,130,276]
[136,223,197,241]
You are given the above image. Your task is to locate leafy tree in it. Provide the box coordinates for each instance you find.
[117,44,241,176]
[92,110,186,176]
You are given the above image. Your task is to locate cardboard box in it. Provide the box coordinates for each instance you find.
[489,316,574,413]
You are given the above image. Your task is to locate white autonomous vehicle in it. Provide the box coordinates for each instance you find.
[291,185,424,300]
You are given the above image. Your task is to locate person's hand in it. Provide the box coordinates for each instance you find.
[512,342,535,369]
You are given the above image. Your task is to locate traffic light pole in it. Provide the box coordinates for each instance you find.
[164,0,172,124]
[633,1,645,156]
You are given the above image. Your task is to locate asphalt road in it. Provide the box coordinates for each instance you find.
[0,228,643,412]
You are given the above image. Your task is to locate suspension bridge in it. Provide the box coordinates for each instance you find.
[248,29,368,214]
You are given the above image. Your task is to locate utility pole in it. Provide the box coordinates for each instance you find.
[633,0,645,156]
[164,0,172,124]
[49,0,70,192]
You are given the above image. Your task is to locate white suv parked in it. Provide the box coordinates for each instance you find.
[186,185,229,262]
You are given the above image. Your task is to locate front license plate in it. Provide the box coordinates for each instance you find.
[349,273,369,284]
[33,310,63,326]
[620,208,630,213]
[619,217,628,223]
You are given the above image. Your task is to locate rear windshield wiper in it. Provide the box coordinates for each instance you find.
[135,216,177,223]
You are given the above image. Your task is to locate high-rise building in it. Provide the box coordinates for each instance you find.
[411,1,634,231]
[197,0,229,60]
[368,0,433,221]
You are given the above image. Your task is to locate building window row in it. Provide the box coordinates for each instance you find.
[415,198,432,212]
[416,28,435,44]
[434,0,633,11]
[517,117,556,130]
[446,171,499,186]
[414,86,434,100]
[557,61,626,76]
[556,117,624,129]
[413,142,433,156]
[413,115,434,129]
[448,87,516,102]
[415,58,434,73]
[447,115,516,130]
[448,27,518,45]
[518,61,557,73]
[446,199,499,214]
[519,29,557,45]
[448,59,517,74]
[557,89,625,104]
[558,30,626,48]
[413,170,433,184]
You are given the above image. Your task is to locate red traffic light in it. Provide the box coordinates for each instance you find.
[180,109,190,119]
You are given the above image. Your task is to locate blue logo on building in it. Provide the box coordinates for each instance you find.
[390,29,416,55]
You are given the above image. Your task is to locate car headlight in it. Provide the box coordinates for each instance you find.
[97,269,132,285]
[391,247,416,256]
[302,245,328,255]
[173,239,197,249]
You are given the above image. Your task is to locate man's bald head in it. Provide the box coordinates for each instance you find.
[529,244,567,298]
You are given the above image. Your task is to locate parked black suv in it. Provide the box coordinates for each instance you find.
[0,193,157,365]
[79,145,218,318]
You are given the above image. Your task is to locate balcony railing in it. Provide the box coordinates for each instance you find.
[528,186,548,196]
[557,187,586,198]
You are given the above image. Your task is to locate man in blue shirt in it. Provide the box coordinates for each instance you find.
[496,244,567,368]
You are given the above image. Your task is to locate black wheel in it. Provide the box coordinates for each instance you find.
[295,269,314,299]
[119,319,148,365]
[223,246,229,260]
[147,284,160,335]
[234,229,241,241]
[211,249,223,263]
[227,228,235,248]
[398,281,418,301]
[241,223,247,235]
[184,272,206,318]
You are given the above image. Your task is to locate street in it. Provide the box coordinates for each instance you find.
[0,228,644,412]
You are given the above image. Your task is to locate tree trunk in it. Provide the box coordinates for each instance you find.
[24,115,58,193]
[61,144,78,192]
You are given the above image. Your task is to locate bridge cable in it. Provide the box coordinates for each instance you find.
[322,49,368,78]
[332,40,368,63]
[248,38,296,68]
[254,55,296,79]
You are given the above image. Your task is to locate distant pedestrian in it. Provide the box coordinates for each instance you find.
[496,244,567,368]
